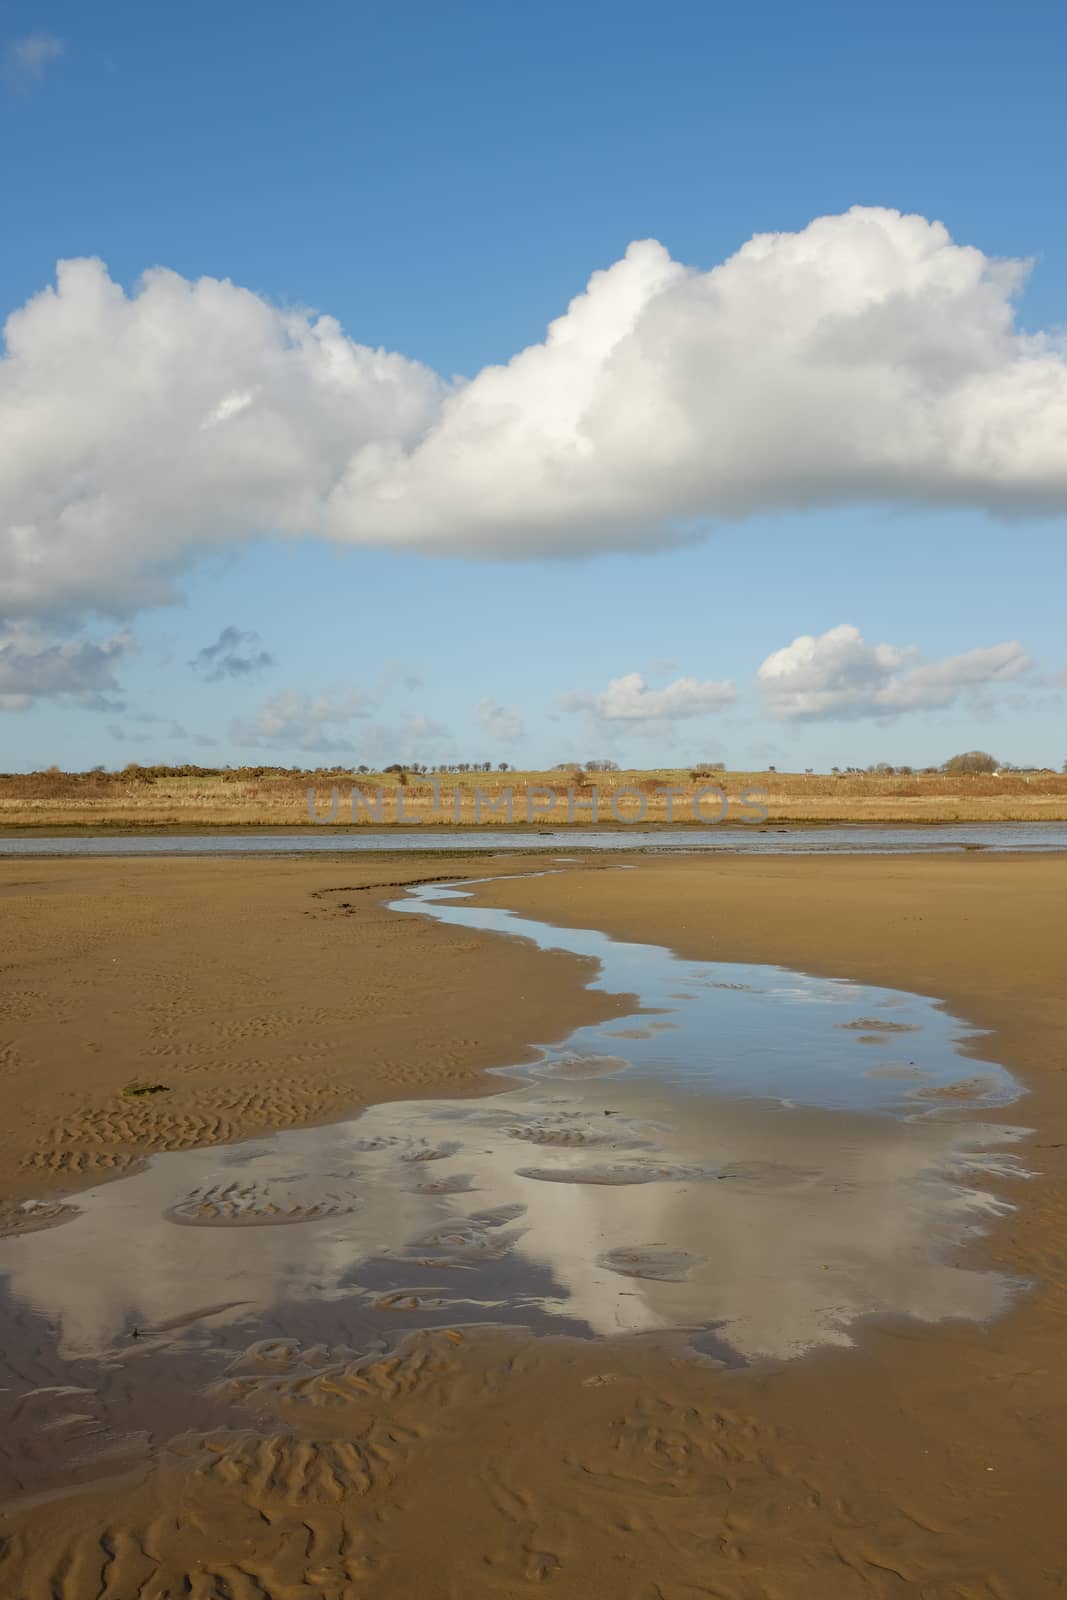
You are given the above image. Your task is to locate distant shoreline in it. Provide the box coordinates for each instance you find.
[2,815,1067,838]
[6,765,1066,833]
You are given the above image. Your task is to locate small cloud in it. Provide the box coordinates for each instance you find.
[475,696,524,742]
[189,626,274,682]
[109,715,216,749]
[167,721,218,748]
[5,33,64,86]
[757,624,1031,721]
[108,722,149,746]
[375,660,423,696]
[355,714,453,767]
[403,713,448,741]
[0,627,131,712]
[230,686,374,753]
[561,671,736,725]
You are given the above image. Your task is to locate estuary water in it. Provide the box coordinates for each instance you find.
[1,821,1067,855]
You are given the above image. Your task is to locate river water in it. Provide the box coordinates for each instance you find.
[1,821,1067,854]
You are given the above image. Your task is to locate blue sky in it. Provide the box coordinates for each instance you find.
[2,0,1066,772]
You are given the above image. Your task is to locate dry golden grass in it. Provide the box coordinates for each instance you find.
[2,764,1067,828]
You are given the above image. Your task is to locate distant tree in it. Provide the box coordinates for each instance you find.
[942,751,999,775]
[498,762,510,772]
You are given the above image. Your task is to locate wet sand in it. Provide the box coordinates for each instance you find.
[0,856,627,1229]
[1,853,1067,1596]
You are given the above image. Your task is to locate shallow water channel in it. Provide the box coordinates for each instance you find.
[0,875,1030,1502]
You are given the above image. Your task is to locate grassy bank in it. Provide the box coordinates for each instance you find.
[3,764,1067,829]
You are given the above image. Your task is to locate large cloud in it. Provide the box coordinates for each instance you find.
[0,260,443,620]
[757,623,1030,719]
[6,206,1067,622]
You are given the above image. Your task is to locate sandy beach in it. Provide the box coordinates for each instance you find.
[9,9,1067,1595]
[1,851,1066,1597]
[0,856,628,1227]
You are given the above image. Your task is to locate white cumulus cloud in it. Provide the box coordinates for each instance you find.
[562,671,736,724]
[7,207,1067,624]
[757,623,1030,719]
[0,259,443,621]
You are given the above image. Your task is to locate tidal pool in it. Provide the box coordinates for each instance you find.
[0,876,1030,1502]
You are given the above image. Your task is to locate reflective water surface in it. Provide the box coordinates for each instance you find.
[0,877,1031,1502]
[2,821,1067,854]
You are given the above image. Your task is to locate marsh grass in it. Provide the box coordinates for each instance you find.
[3,765,1067,829]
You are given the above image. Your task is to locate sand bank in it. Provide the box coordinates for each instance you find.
[1,853,1066,1596]
[0,856,627,1228]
